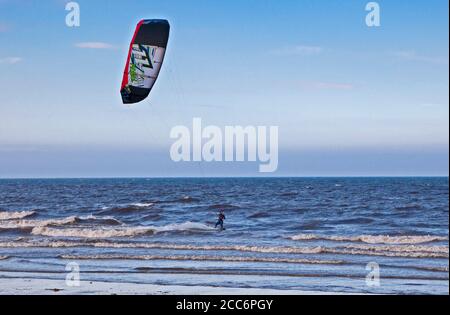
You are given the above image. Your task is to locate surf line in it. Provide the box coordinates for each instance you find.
[170,118,279,173]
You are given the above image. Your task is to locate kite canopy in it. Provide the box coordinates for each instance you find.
[120,19,170,104]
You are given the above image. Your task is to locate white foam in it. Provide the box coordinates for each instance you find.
[326,247,448,259]
[0,214,124,230]
[78,215,122,225]
[2,240,447,259]
[60,254,343,265]
[31,221,215,238]
[86,243,324,254]
[357,235,448,245]
[0,240,322,254]
[289,234,448,245]
[152,222,215,233]
[342,244,449,254]
[131,203,154,208]
[31,226,153,238]
[0,211,35,220]
[0,217,78,229]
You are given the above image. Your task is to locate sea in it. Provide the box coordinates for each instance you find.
[0,177,448,294]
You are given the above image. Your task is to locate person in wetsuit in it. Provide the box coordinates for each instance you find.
[215,210,226,230]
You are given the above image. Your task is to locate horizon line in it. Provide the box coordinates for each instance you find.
[0,175,448,180]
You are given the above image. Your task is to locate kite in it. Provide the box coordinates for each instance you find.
[120,19,170,104]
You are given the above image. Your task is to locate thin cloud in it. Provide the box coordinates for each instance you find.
[393,50,449,65]
[75,42,117,50]
[271,45,323,56]
[0,57,22,64]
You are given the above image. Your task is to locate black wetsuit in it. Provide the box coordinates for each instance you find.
[215,213,225,229]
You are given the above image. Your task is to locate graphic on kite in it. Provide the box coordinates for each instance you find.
[120,19,170,104]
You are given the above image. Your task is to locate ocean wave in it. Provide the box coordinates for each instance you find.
[31,221,215,238]
[141,214,162,221]
[289,234,448,245]
[0,215,121,230]
[32,226,153,238]
[60,254,343,265]
[99,202,156,215]
[296,221,323,230]
[0,240,322,254]
[0,217,78,230]
[326,247,448,259]
[136,196,199,205]
[280,192,299,197]
[331,218,374,225]
[418,266,449,272]
[1,240,447,258]
[247,212,270,219]
[0,211,36,220]
[342,244,449,254]
[177,196,200,203]
[131,266,449,280]
[208,204,240,210]
[153,222,215,233]
[132,202,154,208]
[76,215,122,226]
[394,204,422,211]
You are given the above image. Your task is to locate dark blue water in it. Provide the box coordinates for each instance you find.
[0,178,448,294]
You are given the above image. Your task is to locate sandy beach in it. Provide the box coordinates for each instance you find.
[0,276,342,295]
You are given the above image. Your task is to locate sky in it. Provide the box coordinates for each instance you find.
[0,0,448,177]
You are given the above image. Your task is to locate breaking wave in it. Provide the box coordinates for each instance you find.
[32,226,153,238]
[31,221,215,238]
[0,215,122,230]
[326,245,448,259]
[99,203,154,214]
[131,202,154,208]
[1,240,447,258]
[289,234,448,245]
[60,254,343,265]
[0,211,36,220]
[0,217,78,230]
[177,196,200,203]
[76,215,122,226]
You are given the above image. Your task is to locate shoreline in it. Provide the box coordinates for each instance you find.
[0,277,352,295]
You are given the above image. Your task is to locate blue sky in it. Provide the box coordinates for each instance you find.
[0,0,448,177]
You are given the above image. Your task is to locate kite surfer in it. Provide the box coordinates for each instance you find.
[215,210,226,230]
